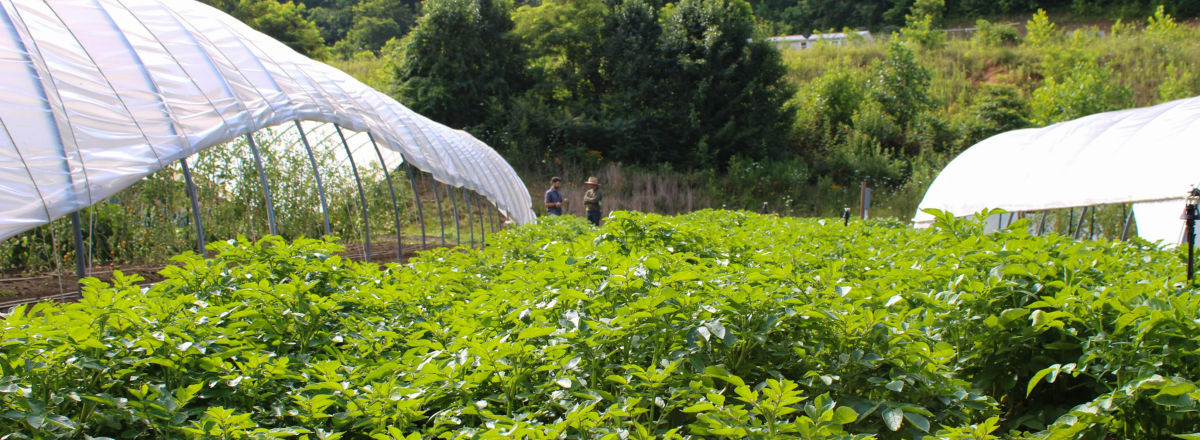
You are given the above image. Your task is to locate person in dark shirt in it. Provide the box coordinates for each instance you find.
[544,177,565,216]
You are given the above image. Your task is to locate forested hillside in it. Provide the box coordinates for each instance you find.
[202,0,1200,219]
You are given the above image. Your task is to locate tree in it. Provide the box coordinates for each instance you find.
[869,41,930,129]
[308,4,357,45]
[346,0,418,53]
[901,0,944,49]
[597,0,671,164]
[390,0,526,131]
[1029,61,1129,126]
[658,0,796,170]
[201,0,328,59]
[514,0,608,104]
[961,84,1030,145]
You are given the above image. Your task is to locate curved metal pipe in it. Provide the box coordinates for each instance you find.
[245,134,277,235]
[488,199,497,235]
[294,121,331,236]
[368,134,403,261]
[475,191,485,249]
[1121,205,1134,240]
[465,187,475,248]
[180,158,206,258]
[431,179,446,247]
[405,162,427,250]
[336,125,371,262]
[450,185,461,246]
[71,211,85,296]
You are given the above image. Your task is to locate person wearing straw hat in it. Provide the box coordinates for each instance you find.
[583,176,603,226]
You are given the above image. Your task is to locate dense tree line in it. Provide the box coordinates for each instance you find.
[390,0,796,170]
[211,0,1200,60]
[200,0,420,58]
[207,0,1200,213]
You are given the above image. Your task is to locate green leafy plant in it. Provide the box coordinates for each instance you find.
[2,210,1198,438]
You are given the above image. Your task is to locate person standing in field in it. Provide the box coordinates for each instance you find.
[583,176,602,226]
[545,177,565,216]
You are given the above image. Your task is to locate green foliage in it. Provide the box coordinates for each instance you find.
[657,0,797,169]
[722,155,811,209]
[514,0,608,103]
[1029,61,1129,125]
[960,84,1030,144]
[825,101,910,186]
[869,41,931,129]
[901,0,946,49]
[389,0,527,131]
[1146,5,1184,42]
[4,210,1200,438]
[810,70,868,137]
[230,0,329,59]
[485,0,796,170]
[1159,62,1197,103]
[751,0,1200,36]
[1024,9,1058,47]
[344,0,417,53]
[970,19,1021,47]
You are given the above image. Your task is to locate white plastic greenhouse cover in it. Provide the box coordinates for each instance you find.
[0,0,535,242]
[913,95,1200,244]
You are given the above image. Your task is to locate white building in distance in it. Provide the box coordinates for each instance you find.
[765,31,875,51]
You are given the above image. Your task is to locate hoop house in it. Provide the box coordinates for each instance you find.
[914,95,1200,244]
[0,0,535,248]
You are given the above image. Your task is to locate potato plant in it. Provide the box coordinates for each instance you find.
[1,210,1198,439]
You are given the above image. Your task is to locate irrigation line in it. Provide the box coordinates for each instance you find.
[180,157,206,258]
[295,121,331,236]
[0,292,78,311]
[0,281,159,311]
[245,134,277,235]
[336,125,371,263]
[0,275,53,282]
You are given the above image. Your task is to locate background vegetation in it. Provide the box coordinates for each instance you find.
[325,0,1200,219]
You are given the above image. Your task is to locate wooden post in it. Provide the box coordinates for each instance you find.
[859,182,867,219]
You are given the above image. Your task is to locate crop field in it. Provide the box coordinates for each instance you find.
[1,210,1198,439]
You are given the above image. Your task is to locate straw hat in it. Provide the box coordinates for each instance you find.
[585,177,600,185]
